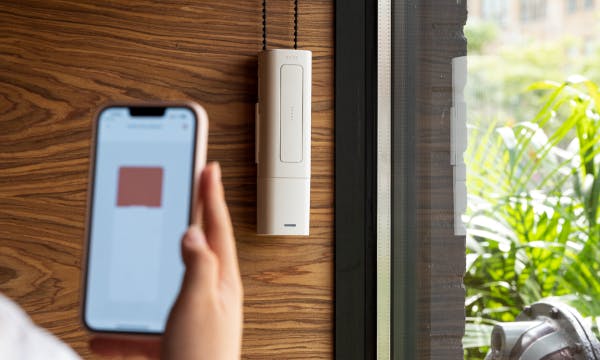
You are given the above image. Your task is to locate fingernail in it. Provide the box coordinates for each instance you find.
[185,226,206,247]
[213,162,221,182]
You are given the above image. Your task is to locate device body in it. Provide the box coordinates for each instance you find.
[486,301,600,359]
[82,102,207,335]
[257,49,312,236]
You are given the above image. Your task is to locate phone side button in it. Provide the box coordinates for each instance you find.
[255,102,260,164]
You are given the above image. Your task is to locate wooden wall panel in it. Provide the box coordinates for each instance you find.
[0,1,333,358]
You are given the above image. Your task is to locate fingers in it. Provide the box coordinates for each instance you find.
[200,162,240,283]
[89,336,160,358]
[180,225,218,293]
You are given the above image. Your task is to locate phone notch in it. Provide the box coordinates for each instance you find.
[129,106,167,117]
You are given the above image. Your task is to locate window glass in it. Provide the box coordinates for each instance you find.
[464,0,600,358]
[482,0,507,25]
[519,0,547,22]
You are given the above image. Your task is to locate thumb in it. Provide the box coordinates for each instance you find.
[179,225,218,293]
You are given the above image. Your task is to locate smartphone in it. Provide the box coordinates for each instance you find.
[82,102,207,335]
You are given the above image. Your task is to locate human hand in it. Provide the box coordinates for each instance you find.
[90,162,243,359]
[161,162,243,360]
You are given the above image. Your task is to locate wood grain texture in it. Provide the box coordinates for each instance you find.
[0,1,333,359]
[414,1,467,359]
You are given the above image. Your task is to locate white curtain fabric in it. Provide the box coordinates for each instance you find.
[0,293,80,360]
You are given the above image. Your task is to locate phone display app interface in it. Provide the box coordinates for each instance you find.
[85,107,196,333]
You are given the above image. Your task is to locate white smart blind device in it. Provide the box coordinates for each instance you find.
[256,49,312,236]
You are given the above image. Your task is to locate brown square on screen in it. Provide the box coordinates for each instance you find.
[116,167,163,207]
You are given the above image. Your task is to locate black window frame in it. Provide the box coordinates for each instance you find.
[335,0,466,359]
[334,0,378,359]
[335,0,420,358]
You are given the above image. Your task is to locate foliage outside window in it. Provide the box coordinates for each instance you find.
[462,18,600,359]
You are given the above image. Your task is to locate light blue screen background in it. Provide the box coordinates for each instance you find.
[85,107,196,333]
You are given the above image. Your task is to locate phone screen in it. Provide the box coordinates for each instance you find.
[84,106,197,334]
